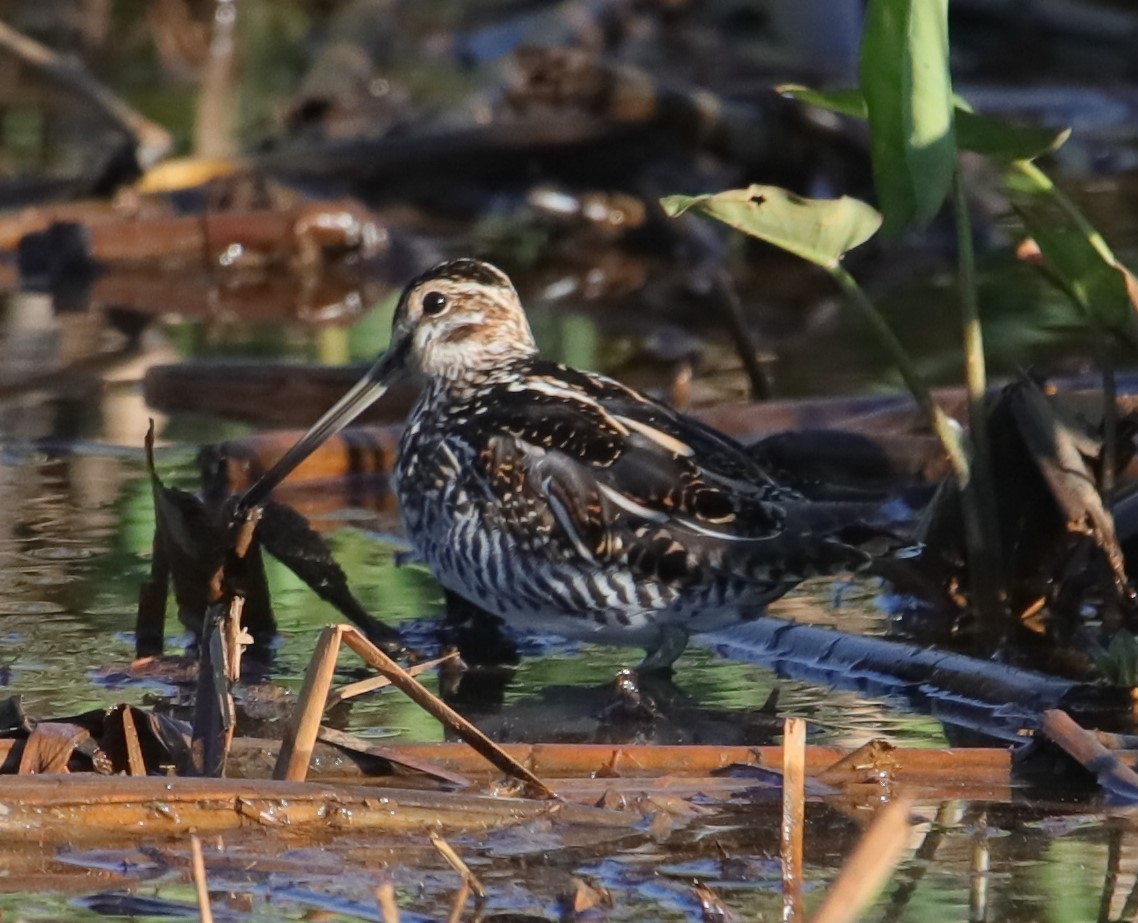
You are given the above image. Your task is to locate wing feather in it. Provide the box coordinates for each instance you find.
[464,361,871,588]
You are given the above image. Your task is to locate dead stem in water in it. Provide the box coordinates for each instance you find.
[189,835,214,923]
[274,624,556,797]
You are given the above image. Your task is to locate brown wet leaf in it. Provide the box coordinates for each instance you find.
[18,722,93,774]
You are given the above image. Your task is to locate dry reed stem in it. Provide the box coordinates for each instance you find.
[0,19,173,165]
[781,716,806,923]
[326,652,458,708]
[273,625,344,781]
[809,794,915,923]
[340,626,556,798]
[189,835,214,923]
[431,833,486,898]
[376,882,400,922]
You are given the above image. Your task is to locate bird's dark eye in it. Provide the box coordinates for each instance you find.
[422,291,448,316]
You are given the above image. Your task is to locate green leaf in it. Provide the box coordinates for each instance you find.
[781,85,1070,162]
[776,85,867,119]
[859,0,956,236]
[956,112,1070,162]
[1093,630,1138,687]
[661,186,882,269]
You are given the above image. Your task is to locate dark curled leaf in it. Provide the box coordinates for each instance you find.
[102,704,193,776]
[1009,379,1128,589]
[143,426,278,656]
[258,501,404,653]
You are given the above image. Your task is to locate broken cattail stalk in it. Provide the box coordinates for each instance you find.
[339,741,1009,781]
[191,499,259,777]
[191,596,243,775]
[189,835,214,923]
[781,716,807,923]
[809,794,914,923]
[0,19,172,167]
[1042,709,1138,802]
[270,625,555,796]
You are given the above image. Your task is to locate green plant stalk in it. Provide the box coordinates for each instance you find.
[832,264,1002,627]
[1093,315,1118,499]
[829,264,971,482]
[953,171,1004,594]
[1015,160,1121,267]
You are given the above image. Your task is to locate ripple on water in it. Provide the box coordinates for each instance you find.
[24,544,100,561]
[0,599,68,616]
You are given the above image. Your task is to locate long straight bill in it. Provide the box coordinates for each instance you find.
[237,348,401,512]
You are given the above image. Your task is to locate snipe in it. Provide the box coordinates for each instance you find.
[239,259,872,669]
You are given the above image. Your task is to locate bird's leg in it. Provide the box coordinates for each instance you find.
[441,589,520,666]
[436,590,518,711]
[636,624,690,674]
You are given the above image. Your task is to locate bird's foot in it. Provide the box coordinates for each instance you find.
[598,668,659,724]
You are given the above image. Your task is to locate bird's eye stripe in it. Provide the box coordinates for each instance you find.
[422,291,448,315]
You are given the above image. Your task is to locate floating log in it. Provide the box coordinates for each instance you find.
[0,776,633,843]
[252,116,650,192]
[10,199,387,267]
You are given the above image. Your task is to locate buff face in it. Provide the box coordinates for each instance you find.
[392,260,538,380]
